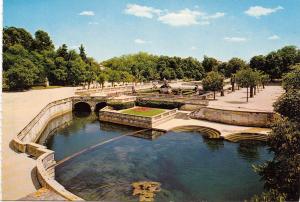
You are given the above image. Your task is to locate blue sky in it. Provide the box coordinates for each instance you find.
[4,0,300,62]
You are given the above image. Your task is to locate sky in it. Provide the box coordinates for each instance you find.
[3,0,300,62]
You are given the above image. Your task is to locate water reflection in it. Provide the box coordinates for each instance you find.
[237,140,267,162]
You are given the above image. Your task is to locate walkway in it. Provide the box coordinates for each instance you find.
[2,87,76,200]
[154,117,270,137]
[208,85,284,112]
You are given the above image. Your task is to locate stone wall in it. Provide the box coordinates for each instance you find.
[11,98,83,201]
[99,107,177,128]
[190,107,276,127]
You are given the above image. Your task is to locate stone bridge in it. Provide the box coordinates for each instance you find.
[72,96,137,112]
[72,96,108,112]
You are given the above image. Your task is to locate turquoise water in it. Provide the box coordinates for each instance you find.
[44,113,273,202]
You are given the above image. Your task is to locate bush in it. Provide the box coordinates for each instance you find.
[136,99,183,109]
[107,101,135,110]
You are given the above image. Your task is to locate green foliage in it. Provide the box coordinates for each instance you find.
[202,56,219,72]
[254,75,300,201]
[236,68,257,88]
[202,71,224,99]
[273,90,300,122]
[254,119,300,200]
[34,30,54,52]
[5,59,38,90]
[282,65,300,90]
[225,57,246,77]
[250,46,300,80]
[102,52,205,81]
[107,101,135,110]
[250,189,286,202]
[107,70,121,86]
[136,99,183,109]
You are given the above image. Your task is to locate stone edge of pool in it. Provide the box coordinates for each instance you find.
[10,96,271,201]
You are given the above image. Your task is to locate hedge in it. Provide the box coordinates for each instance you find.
[136,99,183,109]
[107,101,135,110]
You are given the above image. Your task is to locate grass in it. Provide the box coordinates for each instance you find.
[31,85,63,90]
[121,107,166,117]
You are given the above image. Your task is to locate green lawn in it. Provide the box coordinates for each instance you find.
[121,107,166,117]
[31,86,63,90]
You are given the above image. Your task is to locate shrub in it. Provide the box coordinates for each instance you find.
[136,99,183,109]
[107,101,135,110]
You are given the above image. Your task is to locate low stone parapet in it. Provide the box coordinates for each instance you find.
[99,107,177,128]
[190,107,277,127]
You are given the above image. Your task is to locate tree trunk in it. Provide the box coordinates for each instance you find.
[213,91,216,100]
[254,86,256,95]
[246,87,249,102]
[250,86,254,98]
[263,83,265,89]
[221,89,224,96]
[238,85,240,90]
[231,82,235,92]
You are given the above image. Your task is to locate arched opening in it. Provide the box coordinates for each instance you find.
[73,102,91,116]
[94,102,107,114]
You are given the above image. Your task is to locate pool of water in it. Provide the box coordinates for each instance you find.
[43,112,272,202]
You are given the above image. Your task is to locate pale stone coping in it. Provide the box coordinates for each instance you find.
[190,106,278,127]
[11,97,84,201]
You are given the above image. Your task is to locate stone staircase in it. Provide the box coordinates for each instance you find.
[224,133,268,142]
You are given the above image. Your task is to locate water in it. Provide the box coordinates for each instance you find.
[43,112,273,202]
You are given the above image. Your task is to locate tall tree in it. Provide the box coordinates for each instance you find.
[79,44,87,62]
[202,71,224,100]
[226,57,246,77]
[235,68,256,102]
[202,56,219,72]
[34,30,54,52]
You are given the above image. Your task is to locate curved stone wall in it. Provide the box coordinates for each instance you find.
[11,97,83,201]
[190,107,277,127]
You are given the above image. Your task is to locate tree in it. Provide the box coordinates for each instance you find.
[277,45,298,73]
[253,80,300,201]
[56,44,68,60]
[79,44,87,62]
[235,68,256,102]
[3,27,34,51]
[34,30,54,52]
[282,65,300,91]
[254,118,300,200]
[202,56,218,72]
[97,72,107,88]
[202,71,224,100]
[250,55,266,72]
[226,57,246,77]
[5,59,38,90]
[108,70,120,87]
[274,90,300,122]
[265,51,282,80]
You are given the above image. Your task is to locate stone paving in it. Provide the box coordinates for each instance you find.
[2,87,77,200]
[208,85,284,112]
[19,188,66,201]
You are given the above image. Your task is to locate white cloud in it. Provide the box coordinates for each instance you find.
[191,46,198,50]
[268,35,280,40]
[88,22,99,25]
[79,11,95,16]
[202,12,226,20]
[224,37,247,42]
[124,4,224,27]
[125,4,161,18]
[158,9,203,27]
[134,38,151,44]
[245,6,283,18]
